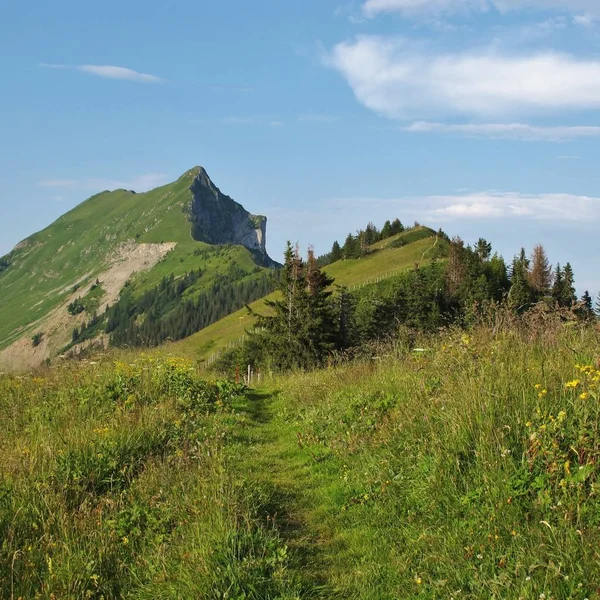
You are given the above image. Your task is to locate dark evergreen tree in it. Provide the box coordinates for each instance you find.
[475,238,492,262]
[562,263,577,307]
[509,249,534,311]
[381,220,392,240]
[342,233,362,259]
[250,244,337,370]
[330,240,343,263]
[390,218,404,236]
[578,291,594,321]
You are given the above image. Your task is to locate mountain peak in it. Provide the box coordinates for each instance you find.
[186,167,274,265]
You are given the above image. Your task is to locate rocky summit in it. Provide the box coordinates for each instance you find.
[188,167,271,263]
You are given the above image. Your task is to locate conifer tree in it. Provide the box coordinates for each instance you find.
[528,244,552,300]
[446,237,467,296]
[509,249,533,310]
[330,240,343,263]
[381,220,392,240]
[252,244,337,370]
[363,222,379,246]
[390,218,404,236]
[475,238,492,262]
[552,264,564,305]
[562,263,577,307]
[595,292,600,317]
[579,291,594,321]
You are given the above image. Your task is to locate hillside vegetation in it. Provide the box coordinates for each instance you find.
[2,313,600,599]
[170,226,440,361]
[0,168,273,363]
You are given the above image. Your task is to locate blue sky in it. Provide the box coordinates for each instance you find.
[1,0,598,296]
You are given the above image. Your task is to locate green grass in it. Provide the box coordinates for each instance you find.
[0,168,269,351]
[2,314,600,598]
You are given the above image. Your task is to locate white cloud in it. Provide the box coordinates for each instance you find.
[270,120,285,127]
[426,191,600,221]
[573,13,596,26]
[404,121,600,140]
[363,0,600,17]
[39,63,162,83]
[39,173,168,193]
[327,37,600,119]
[325,191,600,222]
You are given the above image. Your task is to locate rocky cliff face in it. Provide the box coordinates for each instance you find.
[188,167,272,263]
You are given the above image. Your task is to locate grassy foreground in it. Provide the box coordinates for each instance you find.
[1,314,600,599]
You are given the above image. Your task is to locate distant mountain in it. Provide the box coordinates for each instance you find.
[0,167,277,370]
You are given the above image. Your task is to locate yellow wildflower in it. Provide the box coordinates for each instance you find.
[579,392,589,400]
[565,380,580,389]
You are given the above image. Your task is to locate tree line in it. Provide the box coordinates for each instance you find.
[72,266,276,348]
[318,218,408,265]
[215,238,597,373]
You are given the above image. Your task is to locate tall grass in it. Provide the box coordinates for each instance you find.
[272,310,600,599]
[2,312,600,599]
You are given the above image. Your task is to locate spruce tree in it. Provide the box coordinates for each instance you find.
[475,238,492,262]
[252,244,337,370]
[551,264,564,305]
[330,240,343,263]
[562,263,577,307]
[509,249,533,311]
[390,218,404,236]
[381,220,392,240]
[579,291,594,321]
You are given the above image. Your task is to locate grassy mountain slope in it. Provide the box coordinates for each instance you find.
[0,168,272,362]
[169,226,440,361]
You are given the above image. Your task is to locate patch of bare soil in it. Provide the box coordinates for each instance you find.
[0,242,176,372]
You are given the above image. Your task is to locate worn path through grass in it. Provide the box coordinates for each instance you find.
[230,388,348,599]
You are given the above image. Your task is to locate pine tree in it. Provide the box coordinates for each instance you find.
[446,237,467,296]
[528,244,552,300]
[509,249,533,311]
[343,233,362,259]
[475,238,492,262]
[390,218,404,236]
[381,220,392,240]
[552,264,563,305]
[363,222,379,246]
[252,245,337,370]
[330,240,343,263]
[595,292,600,317]
[579,290,594,321]
[562,263,577,307]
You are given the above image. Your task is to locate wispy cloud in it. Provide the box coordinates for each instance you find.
[39,63,163,83]
[39,173,169,193]
[327,37,600,120]
[573,13,596,26]
[362,0,600,17]
[404,121,600,141]
[427,192,600,221]
[325,191,600,222]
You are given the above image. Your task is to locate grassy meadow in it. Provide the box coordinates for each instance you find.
[1,311,600,599]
